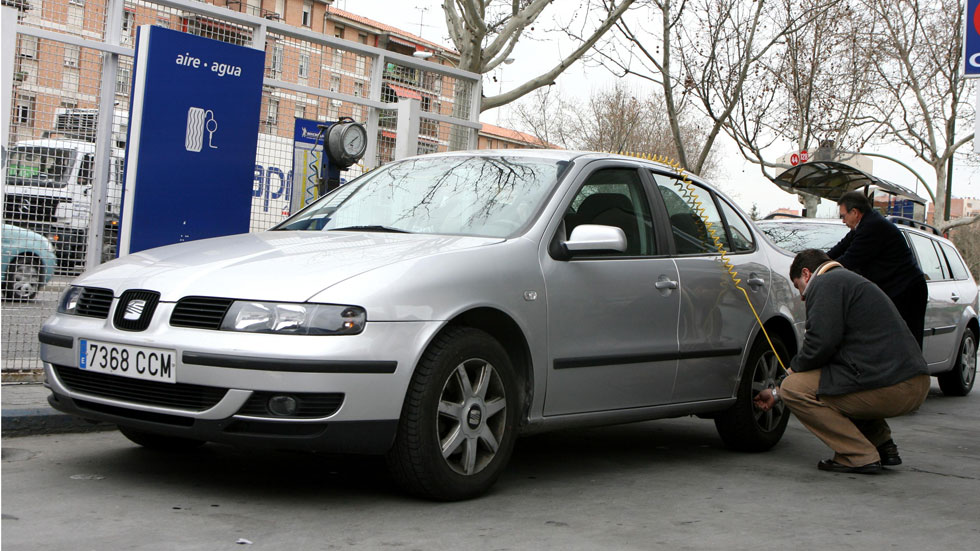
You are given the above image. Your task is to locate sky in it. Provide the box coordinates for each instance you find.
[344,0,980,218]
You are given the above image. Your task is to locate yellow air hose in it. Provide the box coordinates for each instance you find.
[632,152,788,371]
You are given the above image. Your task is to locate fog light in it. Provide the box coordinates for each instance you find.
[267,395,298,416]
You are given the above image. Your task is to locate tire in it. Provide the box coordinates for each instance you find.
[714,335,791,452]
[118,426,206,451]
[937,330,977,397]
[386,327,520,501]
[3,255,42,302]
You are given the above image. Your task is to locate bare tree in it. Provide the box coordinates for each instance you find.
[586,0,834,176]
[442,0,637,111]
[859,0,976,231]
[509,82,720,176]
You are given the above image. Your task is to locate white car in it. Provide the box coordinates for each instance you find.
[41,151,804,500]
[758,217,978,396]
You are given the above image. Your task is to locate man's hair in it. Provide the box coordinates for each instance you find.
[837,191,871,214]
[790,249,832,280]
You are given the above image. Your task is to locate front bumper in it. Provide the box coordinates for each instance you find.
[40,313,444,454]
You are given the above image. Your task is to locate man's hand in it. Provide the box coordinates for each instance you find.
[754,388,776,411]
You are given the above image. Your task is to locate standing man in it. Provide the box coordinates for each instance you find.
[755,249,930,473]
[828,191,927,347]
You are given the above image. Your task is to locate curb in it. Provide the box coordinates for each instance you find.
[2,407,114,437]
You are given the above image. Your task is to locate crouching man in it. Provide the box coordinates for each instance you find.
[755,249,930,474]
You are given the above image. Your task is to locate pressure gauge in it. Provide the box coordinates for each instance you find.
[326,120,368,168]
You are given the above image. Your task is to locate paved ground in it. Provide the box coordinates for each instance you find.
[2,382,978,550]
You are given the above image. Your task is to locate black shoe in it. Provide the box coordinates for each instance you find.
[877,440,902,466]
[817,459,883,474]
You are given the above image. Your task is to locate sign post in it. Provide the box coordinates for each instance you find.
[121,26,265,255]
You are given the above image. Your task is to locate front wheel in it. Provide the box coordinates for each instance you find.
[937,330,977,397]
[714,335,791,452]
[386,327,520,501]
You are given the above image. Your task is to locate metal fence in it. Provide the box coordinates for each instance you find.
[1,0,482,380]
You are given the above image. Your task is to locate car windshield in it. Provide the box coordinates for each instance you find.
[5,147,74,188]
[275,155,569,237]
[757,221,849,253]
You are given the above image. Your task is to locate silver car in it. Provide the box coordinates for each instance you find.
[40,151,803,500]
[757,217,979,396]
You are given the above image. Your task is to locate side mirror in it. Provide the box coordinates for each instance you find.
[565,224,627,254]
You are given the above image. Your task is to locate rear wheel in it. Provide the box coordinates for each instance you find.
[714,336,791,451]
[937,330,977,397]
[118,426,205,451]
[386,327,519,501]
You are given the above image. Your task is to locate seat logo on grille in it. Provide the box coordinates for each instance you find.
[123,299,147,321]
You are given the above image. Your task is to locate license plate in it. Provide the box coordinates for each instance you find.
[79,339,176,384]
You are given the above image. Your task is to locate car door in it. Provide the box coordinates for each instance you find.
[907,232,958,368]
[650,173,772,402]
[543,165,681,415]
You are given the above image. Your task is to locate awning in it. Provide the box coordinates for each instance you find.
[771,161,926,204]
[384,83,423,101]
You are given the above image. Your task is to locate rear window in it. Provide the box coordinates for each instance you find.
[756,222,848,253]
[939,242,970,280]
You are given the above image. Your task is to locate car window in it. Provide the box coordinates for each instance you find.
[717,199,755,252]
[939,242,970,280]
[756,222,849,253]
[275,155,568,237]
[651,173,722,255]
[563,168,655,256]
[908,233,947,281]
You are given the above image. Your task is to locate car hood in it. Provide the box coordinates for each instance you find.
[78,231,502,302]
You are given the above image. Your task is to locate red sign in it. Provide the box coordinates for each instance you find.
[790,150,809,166]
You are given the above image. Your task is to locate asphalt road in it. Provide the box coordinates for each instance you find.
[2,384,978,551]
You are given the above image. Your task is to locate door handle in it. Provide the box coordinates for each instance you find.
[951,293,960,302]
[747,273,766,288]
[655,277,678,290]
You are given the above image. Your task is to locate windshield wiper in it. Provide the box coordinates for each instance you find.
[328,225,411,233]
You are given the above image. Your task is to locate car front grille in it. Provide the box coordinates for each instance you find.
[54,365,226,411]
[112,289,161,332]
[2,194,61,224]
[170,296,234,330]
[77,287,115,318]
[237,392,345,418]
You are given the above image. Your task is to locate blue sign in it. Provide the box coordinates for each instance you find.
[121,25,265,254]
[965,0,980,76]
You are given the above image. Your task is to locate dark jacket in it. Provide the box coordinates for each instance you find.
[827,209,924,299]
[790,264,928,396]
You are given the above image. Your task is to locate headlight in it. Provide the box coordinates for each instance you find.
[58,286,84,314]
[220,301,366,335]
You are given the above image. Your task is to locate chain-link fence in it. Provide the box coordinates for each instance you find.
[2,0,481,380]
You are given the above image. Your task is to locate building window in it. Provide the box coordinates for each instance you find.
[330,75,341,93]
[334,25,345,39]
[358,33,368,45]
[354,82,363,97]
[116,66,132,95]
[295,103,306,119]
[270,44,283,77]
[64,45,81,68]
[15,94,35,126]
[19,35,38,58]
[302,2,312,27]
[275,0,285,19]
[267,98,279,127]
[333,48,343,68]
[299,52,310,79]
[122,10,136,44]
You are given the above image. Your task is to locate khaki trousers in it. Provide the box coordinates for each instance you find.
[780,370,930,467]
